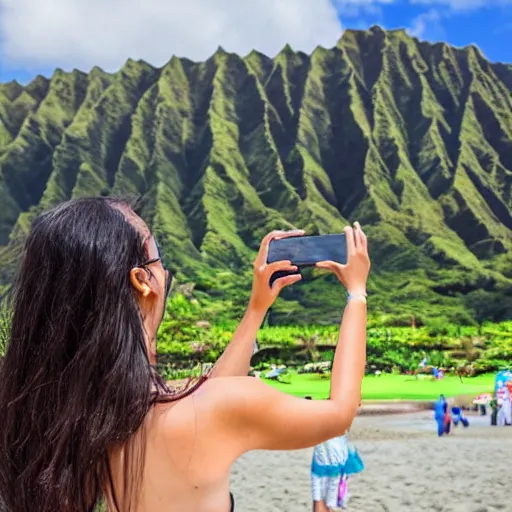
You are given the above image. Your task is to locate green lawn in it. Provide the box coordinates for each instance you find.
[264,373,495,401]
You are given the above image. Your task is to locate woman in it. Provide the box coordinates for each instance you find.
[0,197,370,512]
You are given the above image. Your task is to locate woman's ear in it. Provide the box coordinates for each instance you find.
[130,268,152,297]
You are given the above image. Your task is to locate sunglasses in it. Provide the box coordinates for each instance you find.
[138,239,173,299]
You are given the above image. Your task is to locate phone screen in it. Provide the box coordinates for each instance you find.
[267,234,347,267]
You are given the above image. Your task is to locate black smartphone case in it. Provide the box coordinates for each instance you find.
[267,234,347,286]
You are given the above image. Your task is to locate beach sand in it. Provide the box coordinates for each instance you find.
[231,411,511,511]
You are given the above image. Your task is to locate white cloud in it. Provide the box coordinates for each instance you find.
[0,0,343,72]
[408,9,442,38]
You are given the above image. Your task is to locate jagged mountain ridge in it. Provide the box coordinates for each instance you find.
[1,26,511,323]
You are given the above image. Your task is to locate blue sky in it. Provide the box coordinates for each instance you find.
[0,0,511,84]
[337,0,512,63]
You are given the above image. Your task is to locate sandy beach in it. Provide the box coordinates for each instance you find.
[231,411,511,511]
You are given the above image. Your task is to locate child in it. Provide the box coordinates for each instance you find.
[310,432,364,510]
[307,396,364,510]
[311,434,350,511]
[443,402,451,435]
[451,406,469,428]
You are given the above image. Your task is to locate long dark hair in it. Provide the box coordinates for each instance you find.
[0,197,180,511]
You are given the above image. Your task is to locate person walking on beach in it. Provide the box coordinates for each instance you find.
[497,388,512,426]
[309,424,364,510]
[0,197,370,512]
[311,433,350,511]
[491,396,498,426]
[443,401,452,435]
[434,395,447,437]
[305,398,364,511]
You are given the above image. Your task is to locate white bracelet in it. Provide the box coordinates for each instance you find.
[347,293,367,304]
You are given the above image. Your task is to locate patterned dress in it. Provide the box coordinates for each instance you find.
[311,434,349,509]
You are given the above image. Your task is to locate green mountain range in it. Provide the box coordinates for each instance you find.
[1,26,511,325]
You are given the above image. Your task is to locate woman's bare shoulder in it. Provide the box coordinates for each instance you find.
[149,377,266,474]
[154,377,263,431]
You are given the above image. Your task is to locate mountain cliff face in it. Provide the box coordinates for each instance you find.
[1,26,511,324]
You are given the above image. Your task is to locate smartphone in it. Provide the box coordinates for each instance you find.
[267,234,347,267]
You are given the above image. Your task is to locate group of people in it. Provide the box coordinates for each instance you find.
[434,395,469,437]
[0,197,371,512]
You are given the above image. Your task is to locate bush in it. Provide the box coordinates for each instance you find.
[154,291,512,374]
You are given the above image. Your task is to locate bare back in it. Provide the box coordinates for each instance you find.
[109,381,238,512]
[107,370,364,512]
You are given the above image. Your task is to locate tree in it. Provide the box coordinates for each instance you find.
[297,333,320,363]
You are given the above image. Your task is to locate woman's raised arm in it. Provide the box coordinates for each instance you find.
[209,223,370,453]
[209,229,304,378]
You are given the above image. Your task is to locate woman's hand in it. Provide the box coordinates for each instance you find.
[316,222,370,295]
[248,230,305,314]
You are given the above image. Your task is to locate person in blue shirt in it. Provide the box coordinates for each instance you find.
[451,406,469,428]
[434,395,447,437]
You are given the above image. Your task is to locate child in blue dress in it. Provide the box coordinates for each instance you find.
[307,397,364,511]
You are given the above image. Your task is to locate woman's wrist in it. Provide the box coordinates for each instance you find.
[346,293,367,305]
[346,287,367,297]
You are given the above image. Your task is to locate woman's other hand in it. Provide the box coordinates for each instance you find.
[316,222,370,295]
[248,230,305,314]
